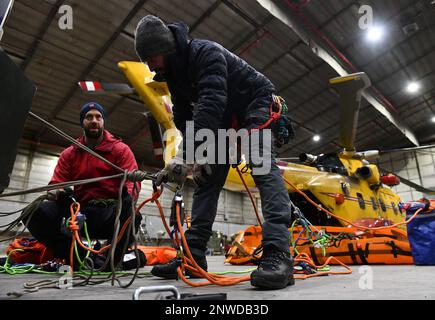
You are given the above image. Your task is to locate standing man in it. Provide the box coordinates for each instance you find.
[26,102,142,269]
[134,15,293,289]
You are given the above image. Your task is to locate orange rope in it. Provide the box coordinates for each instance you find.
[282,176,422,231]
[293,253,352,279]
[67,190,163,272]
[171,199,353,284]
[236,167,262,226]
[249,94,282,134]
[66,175,368,284]
[135,189,172,236]
[174,201,251,286]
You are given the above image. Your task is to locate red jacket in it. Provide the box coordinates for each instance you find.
[50,130,140,203]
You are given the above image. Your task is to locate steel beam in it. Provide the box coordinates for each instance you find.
[21,0,65,71]
[257,0,419,146]
[36,0,148,140]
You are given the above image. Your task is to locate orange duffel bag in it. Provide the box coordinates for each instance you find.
[6,237,54,265]
[225,226,262,265]
[225,225,414,265]
[136,246,177,266]
[293,226,414,265]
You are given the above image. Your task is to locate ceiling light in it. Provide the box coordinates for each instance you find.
[366,26,384,42]
[431,116,435,123]
[406,82,420,93]
[313,135,321,142]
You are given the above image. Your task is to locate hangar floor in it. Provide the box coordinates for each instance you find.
[1,256,434,301]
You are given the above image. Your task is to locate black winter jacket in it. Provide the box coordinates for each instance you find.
[162,22,275,136]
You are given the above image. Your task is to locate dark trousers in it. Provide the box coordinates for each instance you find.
[26,197,141,265]
[185,94,291,256]
[185,161,291,257]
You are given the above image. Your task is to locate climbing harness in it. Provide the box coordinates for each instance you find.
[230,94,294,171]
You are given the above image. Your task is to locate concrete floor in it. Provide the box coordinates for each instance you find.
[1,256,434,301]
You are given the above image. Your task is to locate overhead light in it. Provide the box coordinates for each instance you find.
[313,135,321,142]
[431,116,435,123]
[406,82,420,93]
[366,26,384,42]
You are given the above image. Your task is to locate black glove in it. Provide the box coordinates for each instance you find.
[193,163,213,187]
[47,187,74,206]
[155,157,189,186]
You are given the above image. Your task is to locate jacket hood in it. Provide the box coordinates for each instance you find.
[152,22,190,83]
[168,21,190,53]
[167,22,191,74]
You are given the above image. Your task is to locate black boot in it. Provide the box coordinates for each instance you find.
[250,246,294,289]
[151,255,208,279]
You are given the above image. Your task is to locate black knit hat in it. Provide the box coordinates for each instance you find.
[134,15,176,61]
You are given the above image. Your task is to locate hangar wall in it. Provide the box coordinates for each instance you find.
[378,148,435,203]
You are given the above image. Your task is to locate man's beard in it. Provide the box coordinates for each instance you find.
[84,127,103,139]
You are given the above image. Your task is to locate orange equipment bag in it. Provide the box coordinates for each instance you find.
[225,226,262,265]
[6,237,54,265]
[225,225,414,265]
[291,226,413,265]
[136,246,177,266]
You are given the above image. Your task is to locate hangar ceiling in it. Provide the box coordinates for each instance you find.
[2,0,435,169]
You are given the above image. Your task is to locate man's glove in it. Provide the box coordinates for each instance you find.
[47,187,74,203]
[193,163,213,187]
[155,157,188,186]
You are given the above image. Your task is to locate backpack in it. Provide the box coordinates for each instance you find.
[6,237,54,265]
[405,198,435,265]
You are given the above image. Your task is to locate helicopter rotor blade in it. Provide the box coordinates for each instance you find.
[78,81,135,95]
[276,157,299,162]
[378,144,435,155]
[329,72,371,152]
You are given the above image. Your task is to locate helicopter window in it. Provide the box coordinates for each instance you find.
[314,153,348,176]
[391,202,398,215]
[370,197,378,210]
[356,193,366,209]
[379,197,387,212]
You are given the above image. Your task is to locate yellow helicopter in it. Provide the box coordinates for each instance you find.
[79,62,434,230]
